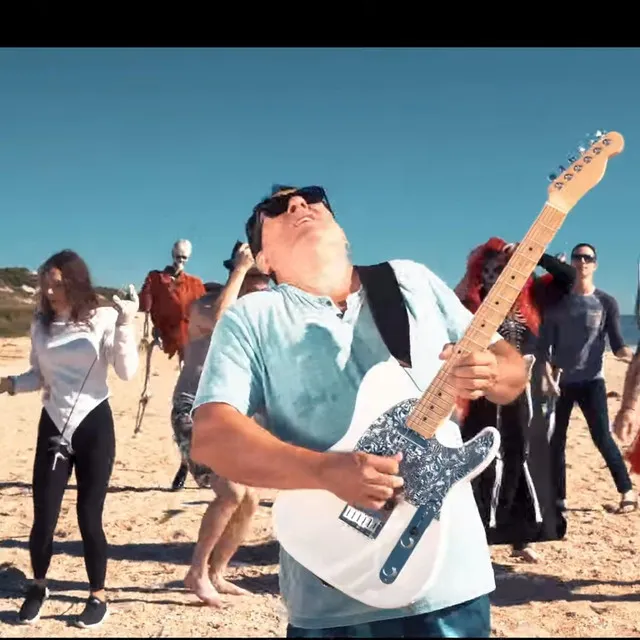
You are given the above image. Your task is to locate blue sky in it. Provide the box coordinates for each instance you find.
[1,47,639,312]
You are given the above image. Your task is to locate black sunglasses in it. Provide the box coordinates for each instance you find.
[247,186,333,254]
[571,253,596,263]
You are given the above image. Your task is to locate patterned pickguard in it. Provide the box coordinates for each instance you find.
[354,398,498,508]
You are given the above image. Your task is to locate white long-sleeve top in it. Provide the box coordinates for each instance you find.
[11,307,138,441]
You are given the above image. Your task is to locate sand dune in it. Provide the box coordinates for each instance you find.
[0,313,638,637]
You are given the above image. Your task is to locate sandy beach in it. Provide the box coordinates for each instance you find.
[1,313,638,638]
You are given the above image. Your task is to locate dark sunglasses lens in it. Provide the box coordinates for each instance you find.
[261,196,289,218]
[259,186,327,218]
[572,254,595,263]
[298,186,326,204]
[250,186,329,252]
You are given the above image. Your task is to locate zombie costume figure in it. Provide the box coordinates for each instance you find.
[455,236,575,557]
[134,240,206,440]
[139,239,206,365]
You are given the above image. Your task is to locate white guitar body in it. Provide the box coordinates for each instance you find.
[272,357,500,610]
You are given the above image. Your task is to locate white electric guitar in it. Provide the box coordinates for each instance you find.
[272,131,625,609]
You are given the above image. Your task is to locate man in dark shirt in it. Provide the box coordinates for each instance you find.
[538,243,637,513]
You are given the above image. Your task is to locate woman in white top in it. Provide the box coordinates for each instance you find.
[0,249,139,629]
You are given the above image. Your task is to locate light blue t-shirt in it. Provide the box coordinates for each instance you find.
[192,259,497,629]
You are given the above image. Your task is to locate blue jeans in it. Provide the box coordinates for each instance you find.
[286,595,491,638]
[551,378,632,500]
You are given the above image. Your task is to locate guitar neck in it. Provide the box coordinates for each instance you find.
[406,202,568,438]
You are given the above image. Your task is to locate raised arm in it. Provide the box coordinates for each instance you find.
[211,244,255,326]
[104,286,140,381]
[537,252,576,294]
[186,245,257,343]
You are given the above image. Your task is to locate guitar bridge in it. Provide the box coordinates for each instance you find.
[338,499,395,539]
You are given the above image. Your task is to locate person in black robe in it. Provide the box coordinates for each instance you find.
[454,238,575,561]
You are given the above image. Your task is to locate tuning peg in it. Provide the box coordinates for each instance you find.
[547,173,557,182]
[578,146,587,154]
[568,155,577,163]
[595,129,605,137]
[558,165,566,173]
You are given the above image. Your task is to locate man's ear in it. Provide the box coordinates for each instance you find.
[254,250,270,276]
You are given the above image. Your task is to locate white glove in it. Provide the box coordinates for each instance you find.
[112,284,139,326]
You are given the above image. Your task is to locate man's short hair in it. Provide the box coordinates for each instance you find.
[571,242,597,259]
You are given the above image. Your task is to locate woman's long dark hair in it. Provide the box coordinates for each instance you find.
[37,250,99,331]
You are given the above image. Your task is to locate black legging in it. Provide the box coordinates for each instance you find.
[29,399,115,591]
[551,378,632,501]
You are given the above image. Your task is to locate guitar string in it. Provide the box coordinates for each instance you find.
[414,204,563,432]
[408,204,567,440]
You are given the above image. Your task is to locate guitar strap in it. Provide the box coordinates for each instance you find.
[355,262,412,368]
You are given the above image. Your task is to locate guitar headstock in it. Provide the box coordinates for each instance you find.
[547,130,624,212]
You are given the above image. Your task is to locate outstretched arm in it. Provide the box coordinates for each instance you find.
[211,244,256,327]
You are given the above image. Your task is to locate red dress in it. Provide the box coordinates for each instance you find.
[139,268,206,358]
[626,430,640,475]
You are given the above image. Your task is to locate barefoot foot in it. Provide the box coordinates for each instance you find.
[184,570,224,607]
[210,573,251,597]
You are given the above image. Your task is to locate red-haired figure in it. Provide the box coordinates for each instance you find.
[454,237,575,562]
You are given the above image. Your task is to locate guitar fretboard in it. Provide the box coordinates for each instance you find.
[406,203,568,439]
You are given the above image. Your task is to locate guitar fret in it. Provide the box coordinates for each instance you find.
[460,328,494,347]
[461,335,487,350]
[423,384,452,405]
[506,267,530,279]
[419,395,452,412]
[499,281,524,293]
[417,395,453,414]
